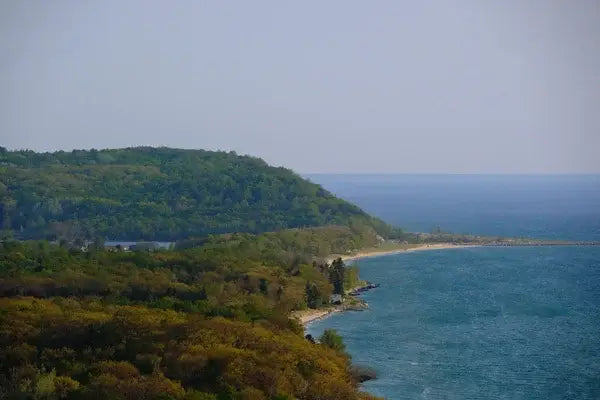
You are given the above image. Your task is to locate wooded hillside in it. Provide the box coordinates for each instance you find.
[0,147,394,241]
[0,229,381,400]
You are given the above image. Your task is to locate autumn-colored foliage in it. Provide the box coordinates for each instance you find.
[0,237,382,399]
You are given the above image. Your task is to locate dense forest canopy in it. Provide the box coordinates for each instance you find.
[0,147,393,398]
[0,147,395,241]
[0,228,381,400]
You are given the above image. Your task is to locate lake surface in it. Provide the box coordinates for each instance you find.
[306,175,600,399]
[307,174,600,241]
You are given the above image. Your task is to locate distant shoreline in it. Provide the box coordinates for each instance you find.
[336,242,478,263]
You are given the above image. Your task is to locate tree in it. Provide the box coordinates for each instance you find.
[305,283,323,309]
[329,258,345,295]
[259,278,268,295]
[319,329,346,353]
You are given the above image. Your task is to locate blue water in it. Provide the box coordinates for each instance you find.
[306,175,600,399]
[307,174,600,241]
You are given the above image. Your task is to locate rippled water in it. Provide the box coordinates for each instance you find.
[307,174,600,241]
[308,247,600,399]
[306,175,600,399]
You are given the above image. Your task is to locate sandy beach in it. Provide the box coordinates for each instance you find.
[296,243,477,326]
[332,242,478,264]
[292,307,342,325]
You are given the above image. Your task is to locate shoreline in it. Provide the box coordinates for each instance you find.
[297,243,477,327]
[299,241,600,327]
[292,307,343,326]
[337,242,478,263]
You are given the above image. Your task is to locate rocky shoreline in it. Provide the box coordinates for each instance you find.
[348,282,381,296]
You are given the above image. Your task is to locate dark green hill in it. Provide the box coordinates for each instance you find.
[0,147,393,241]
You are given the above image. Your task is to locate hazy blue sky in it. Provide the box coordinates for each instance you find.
[1,1,599,173]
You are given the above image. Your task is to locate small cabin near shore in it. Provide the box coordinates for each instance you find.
[331,294,343,304]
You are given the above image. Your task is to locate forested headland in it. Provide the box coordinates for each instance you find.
[0,147,397,241]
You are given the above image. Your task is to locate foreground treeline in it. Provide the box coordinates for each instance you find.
[0,147,397,241]
[0,229,381,400]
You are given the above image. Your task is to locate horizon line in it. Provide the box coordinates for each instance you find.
[301,172,600,175]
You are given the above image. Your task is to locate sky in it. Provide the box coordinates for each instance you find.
[1,1,599,173]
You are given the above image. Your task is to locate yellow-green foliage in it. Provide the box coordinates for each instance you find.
[344,266,364,291]
[0,238,382,399]
[186,225,383,265]
[0,297,375,400]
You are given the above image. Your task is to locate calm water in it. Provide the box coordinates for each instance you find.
[307,175,600,399]
[307,174,600,241]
